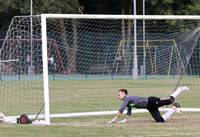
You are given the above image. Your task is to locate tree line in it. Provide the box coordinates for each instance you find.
[0,0,200,33]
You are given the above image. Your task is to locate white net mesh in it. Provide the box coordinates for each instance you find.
[0,15,200,121]
[0,16,44,118]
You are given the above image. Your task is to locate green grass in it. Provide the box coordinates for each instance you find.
[0,77,199,136]
[0,113,200,137]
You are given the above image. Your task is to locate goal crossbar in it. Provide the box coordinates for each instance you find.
[42,14,200,20]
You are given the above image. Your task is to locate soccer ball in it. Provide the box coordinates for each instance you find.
[172,102,181,108]
[172,102,181,113]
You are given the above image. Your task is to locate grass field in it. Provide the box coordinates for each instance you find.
[0,113,200,137]
[0,76,199,136]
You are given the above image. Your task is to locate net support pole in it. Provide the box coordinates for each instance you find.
[41,14,50,125]
[142,0,146,76]
[132,0,138,78]
[30,0,33,75]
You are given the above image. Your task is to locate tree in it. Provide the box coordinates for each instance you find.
[0,0,82,73]
[146,0,200,15]
[0,0,82,31]
[79,0,200,15]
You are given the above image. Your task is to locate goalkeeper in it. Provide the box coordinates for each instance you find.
[108,86,189,123]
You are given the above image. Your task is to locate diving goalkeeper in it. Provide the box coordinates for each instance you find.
[108,86,189,123]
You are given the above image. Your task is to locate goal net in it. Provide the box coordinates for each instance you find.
[1,14,200,124]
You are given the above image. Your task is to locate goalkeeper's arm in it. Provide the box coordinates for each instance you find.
[118,107,131,123]
[108,94,130,123]
[108,110,131,123]
[107,111,122,123]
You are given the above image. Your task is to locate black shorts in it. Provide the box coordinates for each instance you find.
[147,96,165,122]
[147,96,160,110]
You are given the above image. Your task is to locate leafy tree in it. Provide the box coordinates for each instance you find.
[0,0,82,73]
[146,0,200,15]
[0,0,81,31]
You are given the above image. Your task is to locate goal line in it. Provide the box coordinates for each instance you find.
[4,108,200,124]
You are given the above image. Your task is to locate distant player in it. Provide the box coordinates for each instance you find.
[108,86,189,123]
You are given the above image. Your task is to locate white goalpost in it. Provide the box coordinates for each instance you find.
[41,15,50,125]
[1,14,200,125]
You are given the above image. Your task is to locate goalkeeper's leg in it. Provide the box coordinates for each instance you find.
[162,102,181,121]
[148,108,165,122]
[158,86,189,107]
[148,96,174,108]
[147,97,166,122]
[157,97,175,107]
[148,103,181,122]
[170,86,189,98]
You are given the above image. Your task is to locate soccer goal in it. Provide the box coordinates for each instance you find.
[1,14,200,125]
